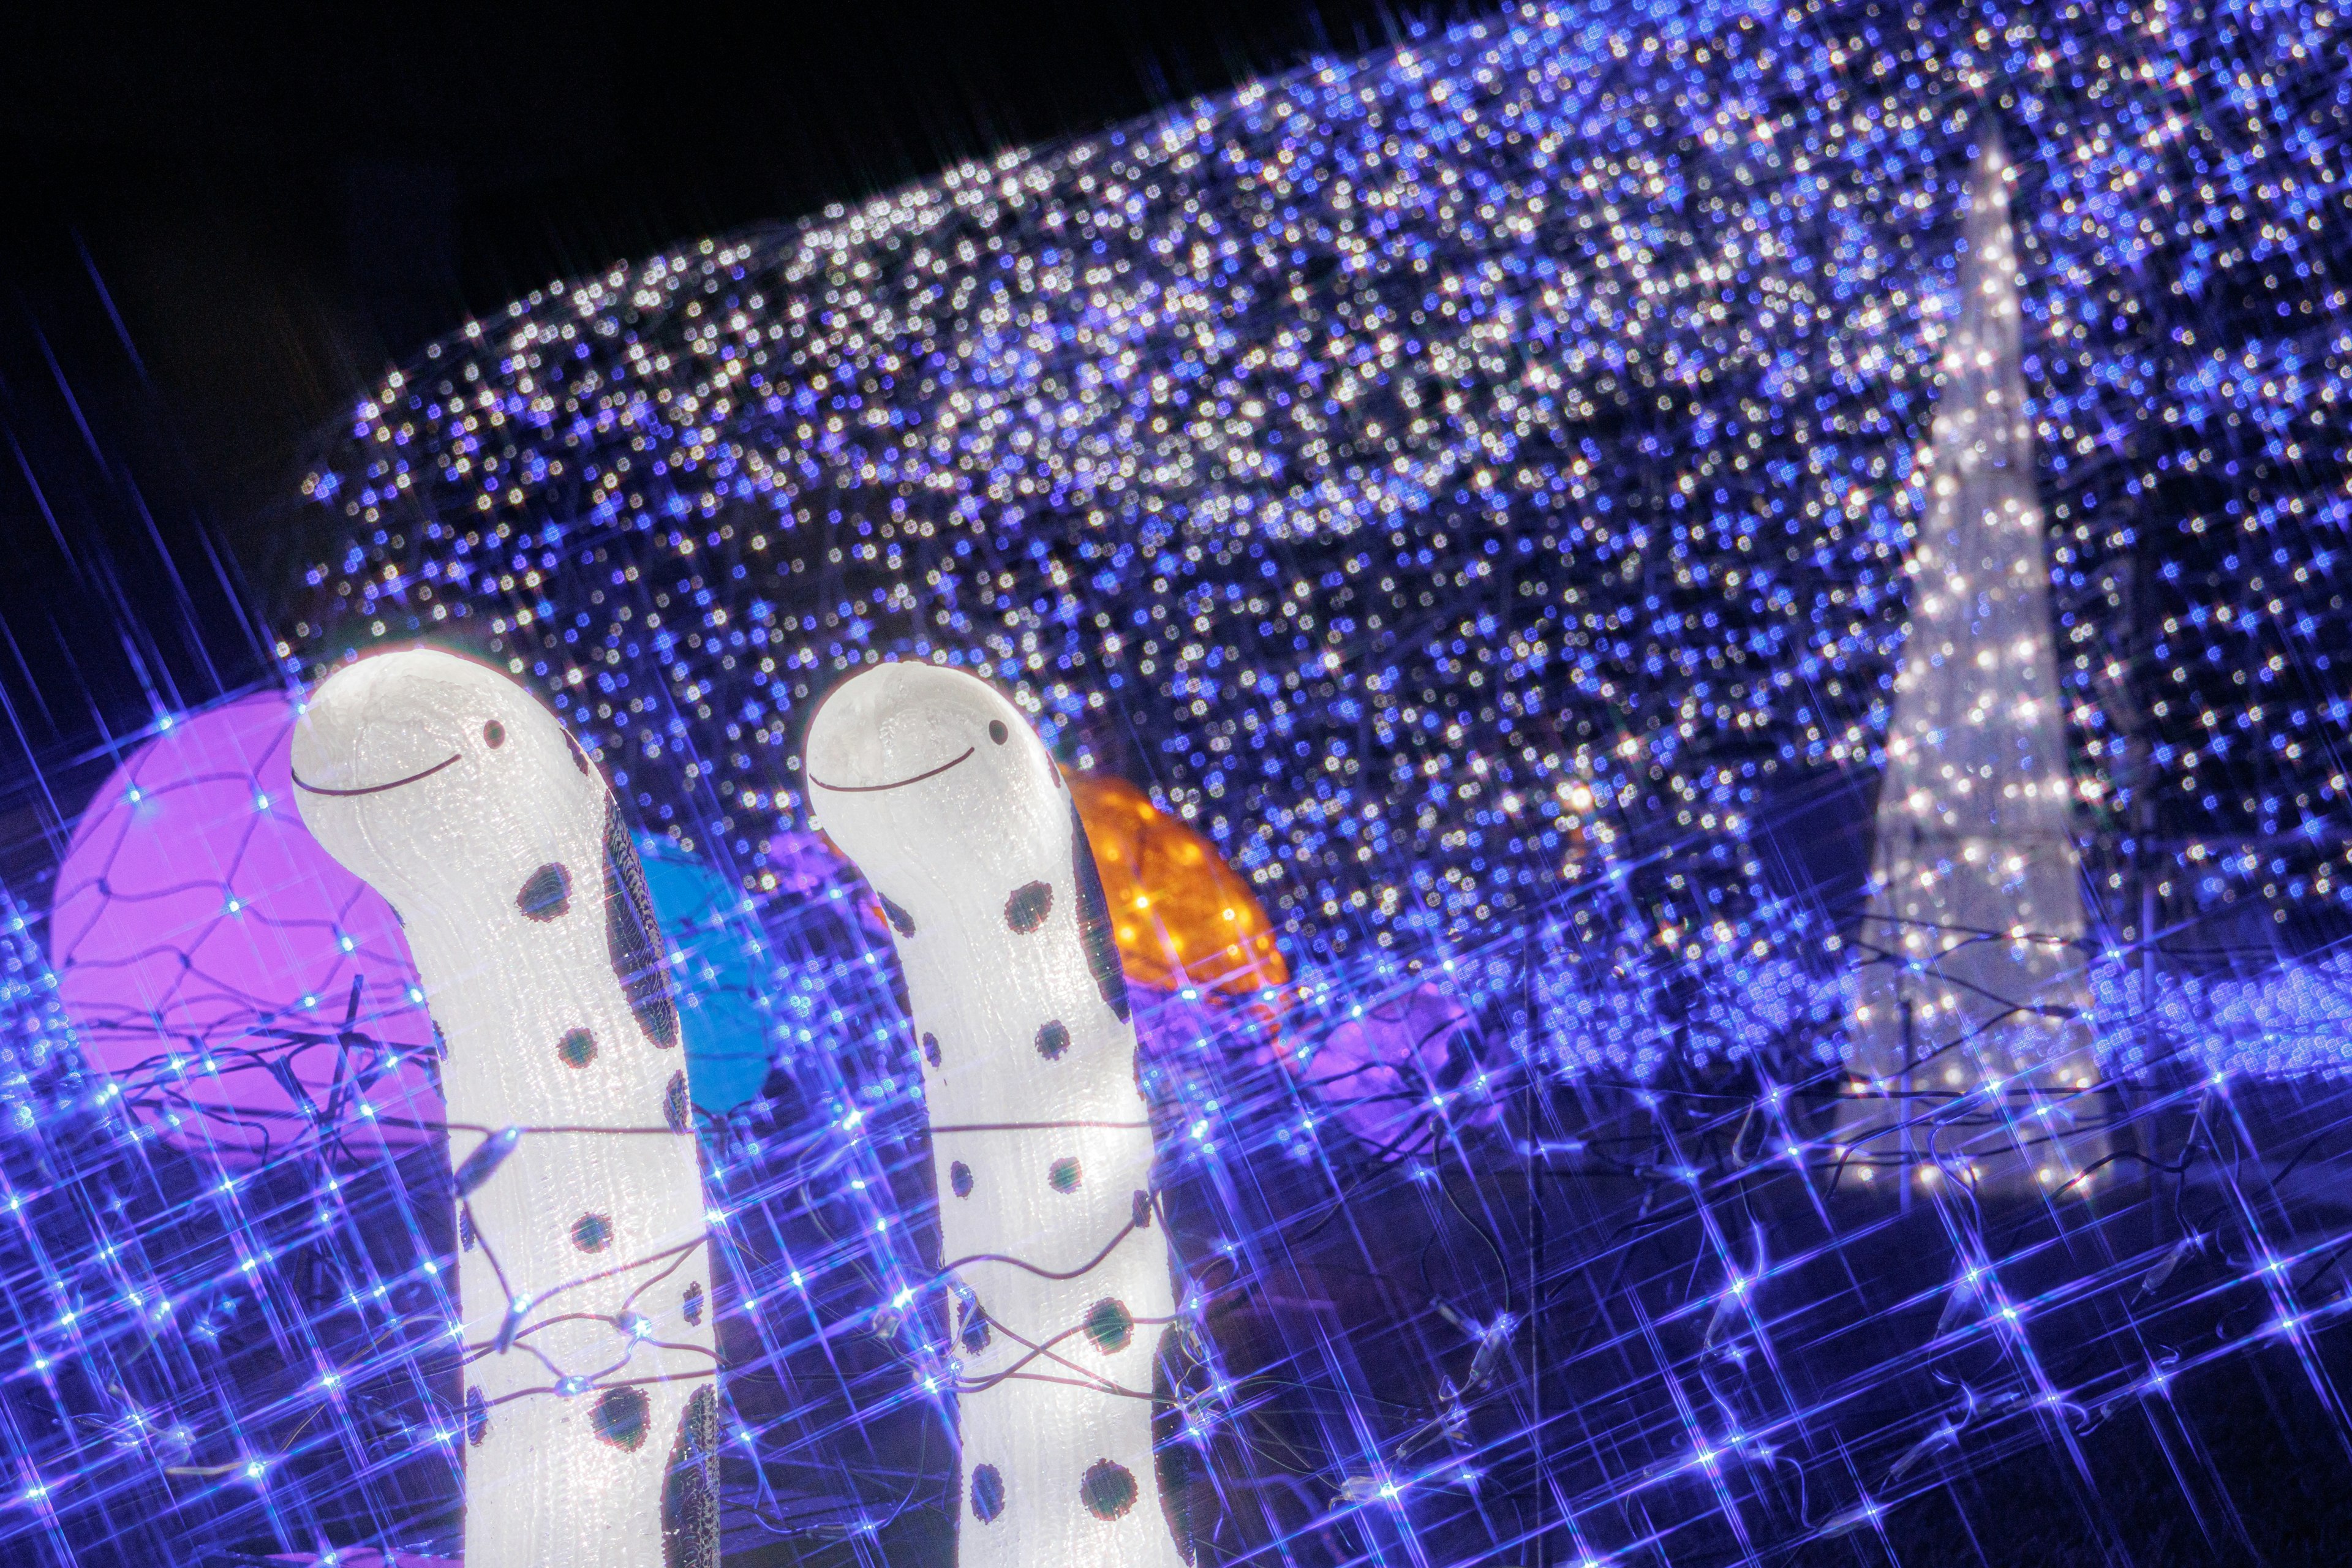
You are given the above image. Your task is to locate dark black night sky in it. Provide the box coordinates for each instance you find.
[0,1,1432,850]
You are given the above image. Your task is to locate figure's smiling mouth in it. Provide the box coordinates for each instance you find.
[291,754,462,797]
[810,747,974,794]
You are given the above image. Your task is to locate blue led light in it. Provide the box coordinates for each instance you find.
[4,1,2352,1561]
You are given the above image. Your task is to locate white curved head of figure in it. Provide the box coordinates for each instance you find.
[802,662,1064,894]
[291,647,599,909]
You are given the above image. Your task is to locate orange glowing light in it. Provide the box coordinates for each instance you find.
[1069,773,1289,997]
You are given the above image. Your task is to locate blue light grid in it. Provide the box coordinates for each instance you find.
[4,0,2352,1562]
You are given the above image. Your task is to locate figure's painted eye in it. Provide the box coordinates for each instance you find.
[483,720,507,749]
[988,720,1009,745]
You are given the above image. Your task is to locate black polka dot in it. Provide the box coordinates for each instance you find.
[602,801,678,1047]
[559,1028,597,1068]
[1132,1190,1153,1230]
[1005,881,1053,933]
[987,720,1009,745]
[1082,1458,1138,1521]
[971,1463,1006,1523]
[571,1213,613,1253]
[517,862,573,921]
[1071,805,1131,1022]
[1084,1297,1135,1354]
[683,1281,704,1325]
[483,720,506,748]
[922,1032,941,1068]
[663,1385,718,1562]
[951,1161,974,1197]
[590,1385,649,1450]
[464,1385,488,1446]
[881,895,917,937]
[959,1297,993,1355]
[1049,1156,1083,1193]
[664,1069,691,1133]
[1035,1020,1070,1060]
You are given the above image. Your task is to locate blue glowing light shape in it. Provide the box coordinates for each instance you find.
[634,832,777,1115]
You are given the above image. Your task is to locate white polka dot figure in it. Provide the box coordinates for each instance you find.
[805,662,1191,1568]
[292,649,718,1568]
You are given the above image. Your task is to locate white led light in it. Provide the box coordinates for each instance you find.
[1840,127,2107,1193]
[294,648,719,1568]
[806,662,1189,1568]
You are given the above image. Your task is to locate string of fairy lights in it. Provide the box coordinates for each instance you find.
[279,0,2352,988]
[2,0,2352,1562]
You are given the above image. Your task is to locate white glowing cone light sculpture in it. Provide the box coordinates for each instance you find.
[1836,127,2111,1198]
[804,662,1191,1568]
[293,649,719,1567]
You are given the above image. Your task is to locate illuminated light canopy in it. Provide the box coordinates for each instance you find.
[293,650,718,1568]
[276,0,2352,1002]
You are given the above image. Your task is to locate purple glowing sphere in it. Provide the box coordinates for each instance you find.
[1304,983,1499,1159]
[50,692,443,1164]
